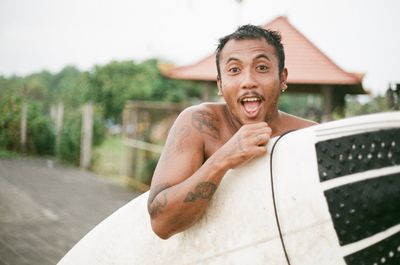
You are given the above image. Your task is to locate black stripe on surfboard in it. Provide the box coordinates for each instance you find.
[324,172,400,246]
[315,128,400,182]
[344,231,400,265]
[270,130,295,265]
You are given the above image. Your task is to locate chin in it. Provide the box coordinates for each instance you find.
[240,115,265,124]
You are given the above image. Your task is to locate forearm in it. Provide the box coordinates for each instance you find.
[148,154,229,239]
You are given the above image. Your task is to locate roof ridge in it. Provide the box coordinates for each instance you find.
[263,16,360,83]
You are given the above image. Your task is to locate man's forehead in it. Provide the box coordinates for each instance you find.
[220,38,277,62]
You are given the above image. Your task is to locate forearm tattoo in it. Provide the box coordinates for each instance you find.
[148,183,170,218]
[192,111,220,140]
[184,182,217,202]
[149,192,167,218]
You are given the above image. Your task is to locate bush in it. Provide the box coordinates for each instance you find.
[0,95,55,155]
[140,156,159,185]
[58,111,81,164]
[0,94,21,151]
[27,102,55,155]
[58,105,106,165]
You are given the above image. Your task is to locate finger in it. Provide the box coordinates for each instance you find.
[260,126,272,137]
[254,145,268,156]
[254,127,272,143]
[255,133,270,146]
[242,122,269,130]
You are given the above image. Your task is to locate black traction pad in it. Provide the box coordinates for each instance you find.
[316,128,400,182]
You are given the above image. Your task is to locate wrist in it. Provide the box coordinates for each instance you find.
[208,148,233,173]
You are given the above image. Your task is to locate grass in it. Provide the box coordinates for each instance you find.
[91,135,156,192]
[92,135,125,183]
[0,149,20,159]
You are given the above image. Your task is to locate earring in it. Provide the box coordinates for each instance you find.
[218,91,222,96]
[281,83,287,92]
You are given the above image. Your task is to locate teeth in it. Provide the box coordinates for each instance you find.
[242,97,260,102]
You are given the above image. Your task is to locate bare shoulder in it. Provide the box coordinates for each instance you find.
[171,103,216,129]
[181,102,225,114]
[150,102,225,187]
[151,105,219,184]
[279,111,318,131]
[178,102,223,119]
[177,102,225,139]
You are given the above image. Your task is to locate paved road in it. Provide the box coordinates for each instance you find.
[0,157,141,265]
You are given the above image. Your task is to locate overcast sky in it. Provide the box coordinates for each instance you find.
[1,0,399,95]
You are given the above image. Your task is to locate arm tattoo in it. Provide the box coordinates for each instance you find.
[192,111,220,140]
[184,182,217,202]
[174,126,191,153]
[160,125,191,162]
[148,183,171,218]
[149,192,167,218]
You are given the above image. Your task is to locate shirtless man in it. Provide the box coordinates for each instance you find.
[147,24,317,239]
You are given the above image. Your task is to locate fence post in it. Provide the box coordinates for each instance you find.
[80,103,93,169]
[51,102,64,155]
[20,101,27,152]
[122,104,138,179]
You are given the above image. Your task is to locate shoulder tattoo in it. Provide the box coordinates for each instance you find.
[192,111,220,140]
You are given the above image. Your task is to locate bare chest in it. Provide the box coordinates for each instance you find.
[203,125,235,160]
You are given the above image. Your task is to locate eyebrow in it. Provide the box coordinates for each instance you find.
[225,57,240,65]
[224,54,271,65]
[254,54,271,61]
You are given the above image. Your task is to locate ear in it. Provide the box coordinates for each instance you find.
[280,68,288,91]
[217,75,223,96]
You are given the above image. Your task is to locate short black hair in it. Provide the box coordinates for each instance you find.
[215,24,285,78]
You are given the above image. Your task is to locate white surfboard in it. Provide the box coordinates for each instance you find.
[58,112,400,265]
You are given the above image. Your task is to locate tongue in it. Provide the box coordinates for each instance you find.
[243,101,260,113]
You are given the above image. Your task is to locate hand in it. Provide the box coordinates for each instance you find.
[219,122,272,169]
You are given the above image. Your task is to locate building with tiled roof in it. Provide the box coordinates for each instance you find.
[162,16,367,121]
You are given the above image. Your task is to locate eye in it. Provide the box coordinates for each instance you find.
[256,65,268,72]
[228,67,241,74]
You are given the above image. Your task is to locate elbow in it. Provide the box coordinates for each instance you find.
[147,205,173,239]
[150,219,173,240]
[155,231,172,240]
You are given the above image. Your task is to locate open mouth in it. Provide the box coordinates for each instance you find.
[241,96,262,115]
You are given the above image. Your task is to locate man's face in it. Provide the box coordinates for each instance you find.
[217,38,287,125]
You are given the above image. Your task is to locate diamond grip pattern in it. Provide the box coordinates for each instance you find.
[344,232,400,265]
[316,128,400,182]
[324,172,400,245]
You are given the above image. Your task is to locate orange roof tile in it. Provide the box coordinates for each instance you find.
[162,16,365,90]
[161,54,217,81]
[267,16,361,85]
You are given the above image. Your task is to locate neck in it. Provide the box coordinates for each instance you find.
[267,110,282,136]
[224,105,282,135]
[224,105,241,133]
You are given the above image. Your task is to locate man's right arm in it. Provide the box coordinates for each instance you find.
[147,106,271,239]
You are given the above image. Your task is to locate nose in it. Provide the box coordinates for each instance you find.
[240,68,257,90]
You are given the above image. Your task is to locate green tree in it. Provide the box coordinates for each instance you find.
[22,71,53,103]
[86,59,202,123]
[50,66,90,108]
[58,105,105,165]
[344,95,389,117]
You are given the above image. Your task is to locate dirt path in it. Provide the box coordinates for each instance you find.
[0,157,140,265]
